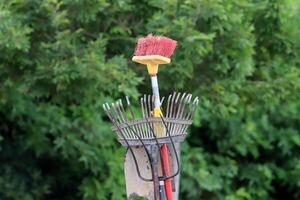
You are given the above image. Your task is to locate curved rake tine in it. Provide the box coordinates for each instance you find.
[168,92,177,136]
[117,125,153,182]
[142,96,151,138]
[160,96,165,114]
[180,94,192,120]
[104,103,117,123]
[173,92,181,118]
[140,97,147,138]
[143,94,149,117]
[175,93,187,119]
[116,100,133,137]
[174,93,187,135]
[113,102,134,138]
[111,103,121,123]
[148,95,153,117]
[126,96,135,120]
[166,94,172,132]
[123,122,156,181]
[123,97,143,138]
[182,97,199,133]
[104,103,128,138]
[160,96,165,107]
[141,96,146,118]
[183,94,193,120]
[169,92,176,119]
[120,100,131,123]
[170,93,181,135]
[116,100,127,122]
[188,97,199,120]
[103,104,115,124]
[179,94,193,134]
[103,105,152,182]
[166,94,172,118]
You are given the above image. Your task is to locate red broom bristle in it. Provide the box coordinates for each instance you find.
[134,34,177,58]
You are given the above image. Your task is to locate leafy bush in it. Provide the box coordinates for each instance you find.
[1,0,300,199]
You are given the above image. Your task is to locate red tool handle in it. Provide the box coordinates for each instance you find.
[161,144,173,200]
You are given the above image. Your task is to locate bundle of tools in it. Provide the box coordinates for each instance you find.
[103,34,199,200]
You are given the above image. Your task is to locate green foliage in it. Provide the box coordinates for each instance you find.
[1,0,300,199]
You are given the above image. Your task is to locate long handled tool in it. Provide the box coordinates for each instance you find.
[132,34,177,200]
[103,93,199,199]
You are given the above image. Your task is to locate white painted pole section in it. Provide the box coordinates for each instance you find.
[150,76,161,108]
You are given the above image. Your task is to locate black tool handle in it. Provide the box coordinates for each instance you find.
[151,157,160,200]
[159,181,167,200]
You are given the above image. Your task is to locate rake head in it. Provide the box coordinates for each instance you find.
[103,92,199,146]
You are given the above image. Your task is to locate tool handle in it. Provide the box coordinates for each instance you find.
[150,74,172,200]
[159,181,167,200]
[161,144,173,200]
[152,163,160,200]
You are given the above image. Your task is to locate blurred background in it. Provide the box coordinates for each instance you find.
[1,0,300,199]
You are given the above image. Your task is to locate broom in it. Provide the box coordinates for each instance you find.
[133,34,177,200]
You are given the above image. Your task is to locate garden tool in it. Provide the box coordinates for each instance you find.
[103,35,199,200]
[132,34,177,200]
[103,93,199,200]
